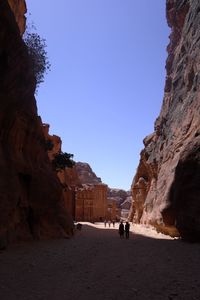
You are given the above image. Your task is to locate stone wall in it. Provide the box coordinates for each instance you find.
[129,0,200,241]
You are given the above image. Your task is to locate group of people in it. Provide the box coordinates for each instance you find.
[104,219,131,239]
[104,219,115,227]
[119,221,130,239]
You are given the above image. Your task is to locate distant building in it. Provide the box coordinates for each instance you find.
[75,184,107,222]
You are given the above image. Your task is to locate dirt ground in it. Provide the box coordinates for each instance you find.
[0,222,200,300]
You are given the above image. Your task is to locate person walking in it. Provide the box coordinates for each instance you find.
[125,221,130,239]
[119,221,124,238]
[104,219,107,227]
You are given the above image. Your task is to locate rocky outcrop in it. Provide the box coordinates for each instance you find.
[75,162,102,185]
[0,0,73,246]
[42,124,81,219]
[129,0,200,241]
[8,0,26,34]
[121,197,132,210]
[108,188,130,207]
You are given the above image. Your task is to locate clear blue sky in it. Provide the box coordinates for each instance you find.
[25,0,169,190]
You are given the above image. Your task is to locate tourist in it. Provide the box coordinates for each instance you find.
[112,220,115,227]
[125,221,130,239]
[119,221,124,238]
[104,219,107,227]
[108,220,111,227]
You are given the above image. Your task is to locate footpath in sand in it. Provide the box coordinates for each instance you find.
[0,222,200,300]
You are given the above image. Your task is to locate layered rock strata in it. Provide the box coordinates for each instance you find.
[129,0,200,241]
[0,0,73,246]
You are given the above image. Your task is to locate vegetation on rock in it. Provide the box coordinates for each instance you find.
[23,31,50,90]
[52,152,75,171]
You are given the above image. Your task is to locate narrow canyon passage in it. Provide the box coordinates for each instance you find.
[0,223,200,300]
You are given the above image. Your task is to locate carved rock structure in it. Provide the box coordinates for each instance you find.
[0,0,73,246]
[129,0,200,241]
[75,163,130,220]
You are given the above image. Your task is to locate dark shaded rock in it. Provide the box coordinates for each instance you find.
[0,0,73,244]
[169,142,200,241]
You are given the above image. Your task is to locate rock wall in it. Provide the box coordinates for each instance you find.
[42,123,81,219]
[129,0,200,241]
[8,0,26,34]
[0,0,73,247]
[75,162,102,184]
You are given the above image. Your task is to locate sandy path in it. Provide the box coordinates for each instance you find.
[0,222,200,300]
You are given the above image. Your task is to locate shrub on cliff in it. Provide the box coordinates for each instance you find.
[23,32,50,89]
[52,152,75,171]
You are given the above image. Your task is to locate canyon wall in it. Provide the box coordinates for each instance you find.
[7,0,26,34]
[0,0,73,247]
[42,123,81,220]
[129,0,200,241]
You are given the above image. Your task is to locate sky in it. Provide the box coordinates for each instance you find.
[25,0,170,191]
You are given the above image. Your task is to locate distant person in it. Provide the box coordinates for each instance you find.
[112,220,115,227]
[108,220,111,227]
[104,220,107,227]
[119,221,124,238]
[125,221,130,239]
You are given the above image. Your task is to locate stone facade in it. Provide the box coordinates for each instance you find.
[42,125,121,223]
[75,184,107,222]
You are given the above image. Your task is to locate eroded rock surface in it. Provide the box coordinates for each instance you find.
[42,123,81,219]
[74,162,102,185]
[129,0,200,240]
[0,0,73,246]
[8,0,26,34]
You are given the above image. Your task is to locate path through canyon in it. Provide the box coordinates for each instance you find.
[0,223,200,300]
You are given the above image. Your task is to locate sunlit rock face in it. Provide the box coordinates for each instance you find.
[0,1,73,246]
[8,0,27,34]
[75,162,102,185]
[129,0,200,241]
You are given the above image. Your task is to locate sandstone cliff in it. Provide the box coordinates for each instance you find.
[129,0,200,241]
[75,162,102,185]
[8,0,26,34]
[0,0,73,247]
[42,124,81,219]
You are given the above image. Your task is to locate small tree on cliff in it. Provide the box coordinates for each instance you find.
[52,152,75,172]
[23,31,51,90]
